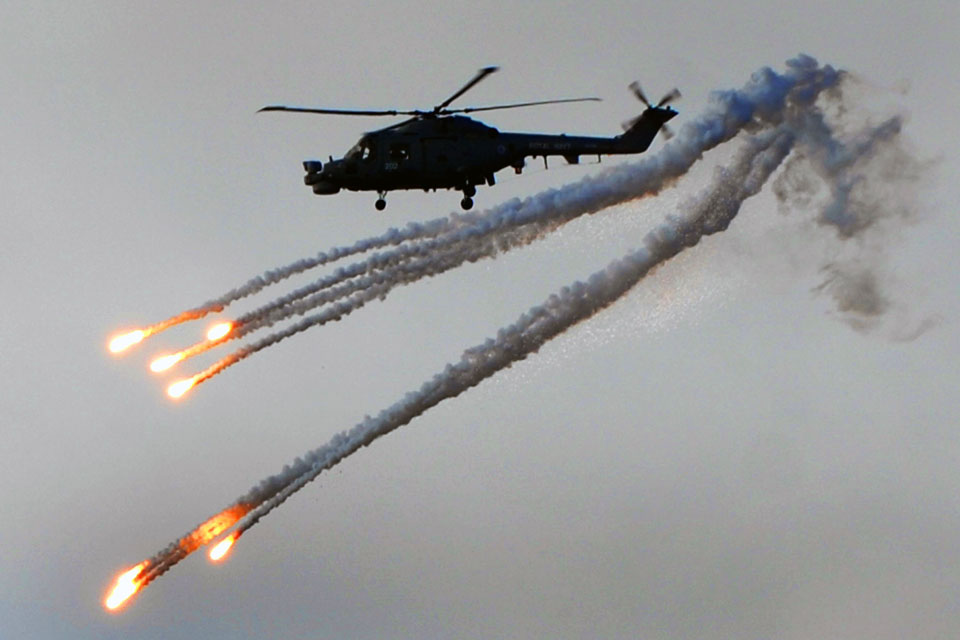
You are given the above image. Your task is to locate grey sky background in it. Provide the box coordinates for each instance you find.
[2,2,958,638]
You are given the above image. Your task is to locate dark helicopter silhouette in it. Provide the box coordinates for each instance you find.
[259,66,679,211]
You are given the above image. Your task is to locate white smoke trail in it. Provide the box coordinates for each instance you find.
[158,56,839,330]
[119,56,864,593]
[230,230,515,332]
[175,218,457,315]
[168,231,545,376]
[193,55,840,366]
[171,238,511,379]
[190,233,534,383]
[136,125,795,587]
[230,127,798,539]
[216,58,886,542]
[231,226,542,337]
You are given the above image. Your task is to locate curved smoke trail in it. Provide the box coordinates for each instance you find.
[119,56,931,604]
[137,126,794,587]
[229,127,797,540]
[166,221,561,369]
[185,235,527,383]
[139,113,809,584]
[145,55,838,339]
[241,57,841,323]
[173,55,840,384]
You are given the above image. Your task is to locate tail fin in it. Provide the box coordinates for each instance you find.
[617,106,678,152]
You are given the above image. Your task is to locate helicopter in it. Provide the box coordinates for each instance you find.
[259,66,679,211]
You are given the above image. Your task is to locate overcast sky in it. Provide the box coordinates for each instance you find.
[2,2,958,638]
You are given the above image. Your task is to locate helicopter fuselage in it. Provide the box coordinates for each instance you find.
[303,107,676,209]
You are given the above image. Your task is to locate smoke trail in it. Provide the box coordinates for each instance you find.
[111,56,881,602]
[163,227,545,375]
[152,217,460,326]
[182,230,547,385]
[168,217,566,372]
[232,230,514,331]
[136,123,798,587]
[169,56,840,380]
[236,225,544,332]
[231,127,798,540]
[161,220,570,372]
[143,55,838,340]
[246,56,838,318]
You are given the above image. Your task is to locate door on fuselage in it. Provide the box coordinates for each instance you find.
[382,138,419,187]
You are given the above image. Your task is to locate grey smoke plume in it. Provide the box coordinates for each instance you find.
[772,80,930,336]
[814,262,890,331]
[779,112,907,237]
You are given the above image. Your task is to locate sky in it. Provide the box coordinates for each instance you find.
[1,1,958,638]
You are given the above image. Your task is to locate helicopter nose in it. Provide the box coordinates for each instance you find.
[303,159,325,186]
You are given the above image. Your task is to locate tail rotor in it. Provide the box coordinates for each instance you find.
[622,82,681,140]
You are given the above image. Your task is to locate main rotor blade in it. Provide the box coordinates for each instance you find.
[447,97,602,114]
[258,105,424,116]
[434,66,500,112]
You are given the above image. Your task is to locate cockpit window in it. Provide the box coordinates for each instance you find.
[346,138,375,162]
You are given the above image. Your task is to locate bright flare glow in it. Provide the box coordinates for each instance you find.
[208,535,236,562]
[206,322,232,341]
[104,562,147,611]
[150,352,184,373]
[167,377,196,399]
[108,330,145,354]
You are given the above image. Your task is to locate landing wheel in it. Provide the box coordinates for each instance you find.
[460,197,473,210]
[463,184,476,198]
[375,197,387,211]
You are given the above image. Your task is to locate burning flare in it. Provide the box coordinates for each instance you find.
[108,330,146,354]
[206,322,232,341]
[167,377,197,399]
[104,562,147,611]
[150,352,185,373]
[208,534,237,562]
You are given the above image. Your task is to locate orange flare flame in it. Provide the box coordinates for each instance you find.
[209,534,236,562]
[206,322,232,341]
[104,562,147,611]
[108,330,145,354]
[150,352,185,373]
[167,377,196,399]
